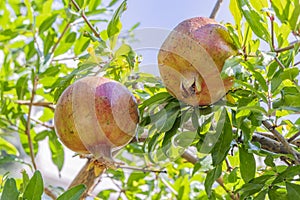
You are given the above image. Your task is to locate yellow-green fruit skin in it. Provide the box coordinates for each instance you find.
[158,17,237,106]
[54,76,139,159]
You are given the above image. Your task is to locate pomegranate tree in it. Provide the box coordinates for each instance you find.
[54,76,139,163]
[158,17,237,106]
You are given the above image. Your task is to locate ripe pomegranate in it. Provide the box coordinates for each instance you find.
[158,17,237,106]
[54,76,139,162]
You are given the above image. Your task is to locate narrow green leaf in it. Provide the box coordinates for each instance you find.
[239,183,265,199]
[57,184,86,200]
[107,0,127,38]
[48,131,65,171]
[39,14,58,34]
[0,137,18,155]
[229,0,242,26]
[237,0,270,41]
[20,170,30,193]
[254,189,268,200]
[114,44,131,57]
[23,171,44,200]
[239,146,256,183]
[0,178,19,200]
[273,165,300,184]
[139,92,173,111]
[268,186,288,200]
[286,182,300,199]
[211,109,233,165]
[204,164,222,197]
[88,0,101,11]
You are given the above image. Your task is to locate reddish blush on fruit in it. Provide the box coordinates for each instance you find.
[158,17,237,106]
[54,76,139,162]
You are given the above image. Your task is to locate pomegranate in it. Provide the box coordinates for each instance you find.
[54,76,139,162]
[158,17,237,106]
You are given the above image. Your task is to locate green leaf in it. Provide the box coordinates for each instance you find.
[0,137,18,155]
[264,155,275,167]
[239,146,256,183]
[272,165,300,184]
[20,170,30,194]
[107,0,127,38]
[23,171,44,200]
[228,168,238,183]
[54,32,77,56]
[204,164,222,197]
[237,0,270,41]
[0,178,19,200]
[238,175,273,199]
[48,131,65,171]
[286,182,300,199]
[229,0,242,26]
[74,36,90,55]
[279,67,299,81]
[211,109,233,165]
[57,184,86,200]
[268,186,288,200]
[39,14,58,34]
[16,75,29,100]
[254,189,268,200]
[88,0,102,11]
[139,92,173,111]
[152,102,180,133]
[114,43,132,57]
[239,183,265,199]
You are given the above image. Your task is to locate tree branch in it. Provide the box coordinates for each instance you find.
[274,40,300,53]
[68,158,106,199]
[210,0,224,19]
[25,76,38,170]
[16,100,54,111]
[262,120,300,164]
[288,131,300,142]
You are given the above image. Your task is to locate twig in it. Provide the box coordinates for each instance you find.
[209,0,224,19]
[288,131,300,142]
[30,118,55,130]
[262,120,300,164]
[225,158,232,172]
[52,56,78,62]
[25,76,38,170]
[44,187,57,200]
[270,14,275,51]
[274,40,300,53]
[50,22,71,56]
[116,165,167,174]
[294,61,300,66]
[70,0,100,38]
[274,57,285,69]
[16,100,54,111]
